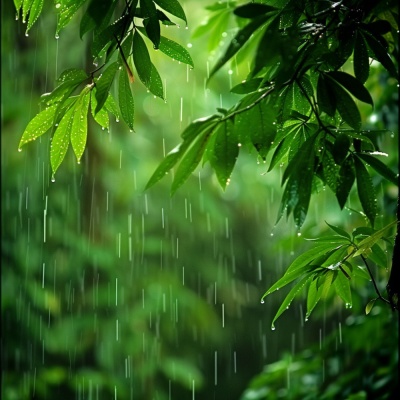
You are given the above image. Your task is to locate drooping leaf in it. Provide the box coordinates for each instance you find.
[208,14,270,80]
[327,71,373,106]
[333,270,352,308]
[153,0,187,24]
[327,75,362,131]
[336,156,356,209]
[142,0,160,49]
[56,0,87,36]
[26,0,44,32]
[171,126,215,194]
[71,88,91,163]
[317,74,336,117]
[230,78,263,94]
[208,119,238,189]
[365,298,377,315]
[158,36,194,67]
[79,0,116,39]
[146,117,219,189]
[354,32,370,83]
[91,89,110,130]
[356,153,398,185]
[234,3,276,18]
[94,61,119,114]
[270,274,314,329]
[118,69,135,131]
[332,133,351,165]
[354,156,377,226]
[50,105,75,177]
[326,222,352,241]
[361,29,398,77]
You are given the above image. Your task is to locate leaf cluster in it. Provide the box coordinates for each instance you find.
[16,0,193,178]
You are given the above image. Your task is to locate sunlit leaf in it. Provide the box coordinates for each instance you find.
[153,0,187,24]
[365,298,377,315]
[70,87,90,163]
[158,36,194,67]
[19,104,57,149]
[56,0,87,35]
[50,105,75,177]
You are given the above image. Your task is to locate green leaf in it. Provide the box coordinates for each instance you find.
[26,0,44,33]
[361,30,398,77]
[234,3,276,18]
[118,69,135,131]
[79,0,116,39]
[94,61,119,114]
[270,274,314,329]
[234,100,276,159]
[91,90,109,130]
[353,220,397,257]
[153,0,187,24]
[262,242,338,299]
[70,88,90,163]
[231,78,263,94]
[104,93,120,121]
[354,156,377,226]
[208,14,269,80]
[22,0,33,23]
[326,222,352,241]
[332,133,351,165]
[356,153,398,186]
[56,0,87,36]
[142,0,160,49]
[317,74,336,117]
[148,62,164,99]
[365,298,376,315]
[208,119,238,189]
[336,156,356,209]
[306,276,322,320]
[327,71,373,106]
[158,36,194,67]
[19,104,58,149]
[327,75,361,131]
[368,243,388,269]
[171,126,215,194]
[354,32,369,83]
[50,105,75,177]
[333,271,352,308]
[146,117,219,189]
[41,69,89,106]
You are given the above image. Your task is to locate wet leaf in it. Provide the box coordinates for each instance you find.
[79,0,116,39]
[336,156,356,209]
[327,75,361,131]
[118,69,135,131]
[270,274,314,329]
[142,0,160,49]
[71,88,90,163]
[356,153,398,186]
[19,104,58,149]
[158,36,194,67]
[317,74,336,117]
[91,90,109,130]
[333,270,352,307]
[354,32,369,83]
[327,71,373,106]
[56,0,87,35]
[208,14,269,80]
[26,0,44,32]
[234,3,276,18]
[94,61,119,114]
[154,0,187,24]
[208,119,238,189]
[354,156,377,226]
[50,105,75,176]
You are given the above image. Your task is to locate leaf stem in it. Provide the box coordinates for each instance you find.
[360,254,391,306]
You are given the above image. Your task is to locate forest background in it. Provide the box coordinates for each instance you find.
[1,0,398,399]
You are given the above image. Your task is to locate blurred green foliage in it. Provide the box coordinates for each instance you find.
[1,1,398,400]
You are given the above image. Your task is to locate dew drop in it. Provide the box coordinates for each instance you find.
[25,31,29,37]
[55,34,60,39]
[51,176,56,183]
[18,148,22,152]
[271,325,276,331]
[260,299,265,304]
